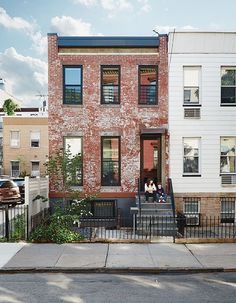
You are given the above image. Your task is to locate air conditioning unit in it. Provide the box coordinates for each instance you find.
[184,108,200,119]
[185,214,200,226]
[221,174,236,185]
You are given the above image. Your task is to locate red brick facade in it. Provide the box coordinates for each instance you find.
[48,34,168,199]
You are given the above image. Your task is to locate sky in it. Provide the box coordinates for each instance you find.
[0,0,236,107]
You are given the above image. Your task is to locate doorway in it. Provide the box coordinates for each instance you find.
[140,135,162,190]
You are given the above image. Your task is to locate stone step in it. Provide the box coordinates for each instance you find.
[136,195,171,204]
[140,202,172,210]
[140,210,173,216]
[136,229,178,237]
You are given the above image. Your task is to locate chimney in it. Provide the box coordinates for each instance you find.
[0,78,6,91]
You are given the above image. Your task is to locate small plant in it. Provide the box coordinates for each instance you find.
[3,98,19,116]
[10,214,26,240]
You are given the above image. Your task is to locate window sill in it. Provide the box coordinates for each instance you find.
[62,104,83,107]
[100,104,121,107]
[138,104,159,108]
[183,104,201,107]
[220,104,236,107]
[182,174,201,177]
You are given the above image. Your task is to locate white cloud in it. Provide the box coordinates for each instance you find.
[138,0,151,13]
[0,6,47,56]
[0,47,47,106]
[51,16,93,36]
[0,6,31,30]
[154,25,198,34]
[73,0,97,5]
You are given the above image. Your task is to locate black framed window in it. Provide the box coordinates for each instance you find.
[220,137,236,173]
[221,67,236,105]
[101,137,120,186]
[63,66,82,105]
[183,66,200,105]
[183,138,200,174]
[139,65,158,105]
[221,198,235,223]
[101,66,120,104]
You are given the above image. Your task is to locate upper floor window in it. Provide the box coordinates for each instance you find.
[10,131,20,148]
[139,66,158,105]
[63,66,82,105]
[64,137,83,186]
[221,67,236,105]
[101,137,120,186]
[30,131,40,148]
[183,66,200,105]
[101,66,120,104]
[183,137,200,175]
[220,137,236,173]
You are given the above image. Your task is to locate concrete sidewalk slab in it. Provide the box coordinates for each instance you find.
[106,244,155,268]
[5,244,65,268]
[148,243,203,268]
[187,244,236,269]
[0,243,26,268]
[55,244,108,268]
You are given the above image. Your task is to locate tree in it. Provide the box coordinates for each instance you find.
[3,98,19,116]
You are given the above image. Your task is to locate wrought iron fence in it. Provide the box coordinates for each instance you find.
[0,204,28,241]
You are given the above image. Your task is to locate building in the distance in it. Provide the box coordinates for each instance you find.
[168,31,236,222]
[2,116,48,177]
[48,34,168,214]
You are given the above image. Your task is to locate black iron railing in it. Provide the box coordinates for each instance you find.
[167,178,176,218]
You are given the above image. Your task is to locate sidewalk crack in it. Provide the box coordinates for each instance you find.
[54,245,66,267]
[184,244,204,268]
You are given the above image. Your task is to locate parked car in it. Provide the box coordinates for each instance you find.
[11,178,25,203]
[0,179,21,206]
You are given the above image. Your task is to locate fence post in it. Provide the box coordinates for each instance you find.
[25,176,32,234]
[5,205,9,241]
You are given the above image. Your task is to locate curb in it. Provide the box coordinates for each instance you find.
[1,267,234,274]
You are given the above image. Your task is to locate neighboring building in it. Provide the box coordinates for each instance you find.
[2,116,48,177]
[48,34,168,214]
[168,32,236,222]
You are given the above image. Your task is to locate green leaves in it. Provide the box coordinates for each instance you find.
[3,99,19,116]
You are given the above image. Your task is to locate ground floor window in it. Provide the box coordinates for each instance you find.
[64,137,83,186]
[31,161,40,177]
[101,137,120,186]
[221,198,236,223]
[11,161,20,177]
[183,197,200,225]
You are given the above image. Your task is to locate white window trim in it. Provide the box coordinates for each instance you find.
[182,137,201,176]
[183,66,201,106]
[31,160,40,177]
[10,130,20,148]
[30,131,40,148]
[220,136,236,175]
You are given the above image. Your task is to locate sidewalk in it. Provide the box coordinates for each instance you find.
[0,243,236,273]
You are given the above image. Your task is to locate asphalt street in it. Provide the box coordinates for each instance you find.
[0,273,235,303]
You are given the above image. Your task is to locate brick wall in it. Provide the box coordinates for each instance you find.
[48,34,168,197]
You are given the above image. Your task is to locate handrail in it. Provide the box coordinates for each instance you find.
[137,177,141,216]
[168,178,176,218]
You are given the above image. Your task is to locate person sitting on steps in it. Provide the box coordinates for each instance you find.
[157,184,167,203]
[144,179,157,202]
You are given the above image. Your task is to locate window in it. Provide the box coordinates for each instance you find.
[31,161,40,177]
[11,161,20,177]
[221,67,236,105]
[220,137,236,173]
[183,138,200,174]
[101,137,120,186]
[221,198,236,223]
[183,198,200,226]
[30,131,40,148]
[63,66,82,104]
[153,146,158,169]
[64,137,83,186]
[101,66,120,104]
[10,131,20,148]
[183,66,200,105]
[139,65,158,105]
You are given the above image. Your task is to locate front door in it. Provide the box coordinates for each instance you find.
[140,135,161,190]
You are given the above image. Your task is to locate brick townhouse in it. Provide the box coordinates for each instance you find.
[48,33,168,214]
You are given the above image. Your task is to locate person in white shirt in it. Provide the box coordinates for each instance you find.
[144,179,157,202]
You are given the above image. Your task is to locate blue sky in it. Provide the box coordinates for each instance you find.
[0,0,236,106]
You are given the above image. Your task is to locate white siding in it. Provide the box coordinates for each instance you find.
[168,32,236,193]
